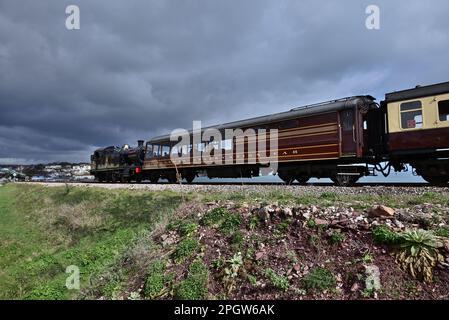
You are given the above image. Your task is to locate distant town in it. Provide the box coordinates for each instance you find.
[0,163,93,184]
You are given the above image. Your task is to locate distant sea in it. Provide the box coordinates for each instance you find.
[192,170,424,184]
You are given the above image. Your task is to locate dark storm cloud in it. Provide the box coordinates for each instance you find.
[0,0,449,163]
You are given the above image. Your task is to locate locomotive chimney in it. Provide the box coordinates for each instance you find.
[137,140,144,147]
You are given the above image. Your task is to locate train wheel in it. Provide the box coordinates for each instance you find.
[183,172,195,184]
[165,171,177,184]
[120,176,129,183]
[278,172,295,185]
[422,175,449,185]
[149,175,159,184]
[331,175,359,187]
[295,175,309,185]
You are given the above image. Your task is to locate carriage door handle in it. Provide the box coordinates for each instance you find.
[352,125,356,143]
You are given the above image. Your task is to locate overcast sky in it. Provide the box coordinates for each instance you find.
[1,0,448,164]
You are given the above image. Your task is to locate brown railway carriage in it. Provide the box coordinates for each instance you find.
[141,96,379,186]
[90,80,449,186]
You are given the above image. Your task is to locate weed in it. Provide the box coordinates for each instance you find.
[320,192,338,201]
[435,227,449,238]
[265,268,289,291]
[361,288,375,298]
[247,274,257,286]
[223,253,244,294]
[307,219,316,228]
[179,222,198,237]
[231,231,244,246]
[395,229,444,282]
[328,231,345,245]
[144,260,167,299]
[24,284,65,300]
[175,260,209,300]
[128,291,141,300]
[211,257,224,269]
[219,214,242,235]
[372,225,401,245]
[201,207,230,226]
[361,251,374,264]
[276,219,292,234]
[249,215,261,230]
[286,250,298,265]
[171,238,199,263]
[303,267,336,292]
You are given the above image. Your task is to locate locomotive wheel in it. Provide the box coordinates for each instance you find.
[422,175,449,185]
[149,175,159,184]
[120,176,129,183]
[331,175,359,187]
[278,172,295,185]
[295,175,310,185]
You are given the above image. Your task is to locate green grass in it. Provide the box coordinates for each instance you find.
[435,227,449,238]
[0,184,183,300]
[144,260,167,299]
[219,214,241,235]
[201,207,230,226]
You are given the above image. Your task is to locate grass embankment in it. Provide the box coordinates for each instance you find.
[0,184,184,299]
[1,184,449,300]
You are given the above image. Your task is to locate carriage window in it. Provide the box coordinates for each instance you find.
[162,145,170,157]
[146,144,153,158]
[400,101,423,129]
[341,110,353,131]
[153,145,161,157]
[438,100,449,121]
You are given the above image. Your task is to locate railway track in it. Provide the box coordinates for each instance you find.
[20,180,447,188]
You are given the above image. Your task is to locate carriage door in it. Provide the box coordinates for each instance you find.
[340,109,357,156]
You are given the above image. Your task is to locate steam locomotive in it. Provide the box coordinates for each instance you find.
[90,140,145,183]
[90,81,449,186]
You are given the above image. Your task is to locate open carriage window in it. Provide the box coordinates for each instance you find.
[400,101,423,129]
[162,145,170,157]
[438,100,449,122]
[145,143,153,158]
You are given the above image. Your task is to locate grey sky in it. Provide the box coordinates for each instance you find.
[1,0,448,163]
